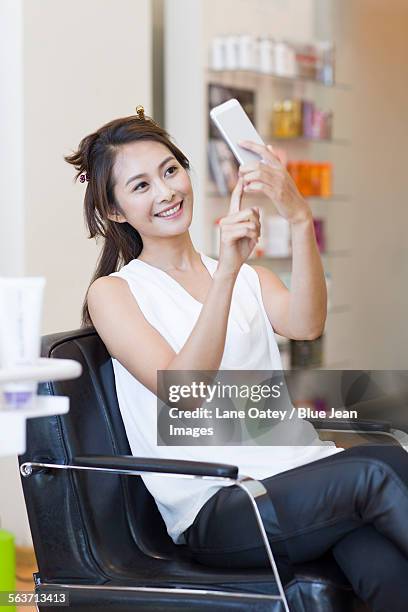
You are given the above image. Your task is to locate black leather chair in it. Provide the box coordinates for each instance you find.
[18,328,377,611]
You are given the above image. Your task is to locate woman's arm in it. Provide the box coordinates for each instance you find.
[238,140,327,340]
[288,215,327,338]
[253,214,327,340]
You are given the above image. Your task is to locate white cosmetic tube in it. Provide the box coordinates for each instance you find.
[0,277,46,409]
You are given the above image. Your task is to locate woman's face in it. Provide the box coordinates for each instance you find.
[109,140,193,237]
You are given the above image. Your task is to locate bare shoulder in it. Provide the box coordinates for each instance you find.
[87,274,144,328]
[88,275,128,297]
[86,274,175,394]
[87,275,134,308]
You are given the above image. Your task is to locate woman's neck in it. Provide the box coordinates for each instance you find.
[137,236,201,272]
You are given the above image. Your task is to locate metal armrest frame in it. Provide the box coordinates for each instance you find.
[311,418,392,432]
[20,458,291,612]
[312,419,408,451]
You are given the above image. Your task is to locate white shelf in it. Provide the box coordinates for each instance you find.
[0,395,69,457]
[0,358,82,384]
[205,68,352,91]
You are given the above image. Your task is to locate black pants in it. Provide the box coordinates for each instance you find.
[184,445,408,612]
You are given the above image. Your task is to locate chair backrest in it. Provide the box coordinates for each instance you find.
[19,328,176,584]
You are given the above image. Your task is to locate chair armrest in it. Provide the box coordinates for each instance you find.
[20,455,238,480]
[310,418,392,432]
[73,455,238,479]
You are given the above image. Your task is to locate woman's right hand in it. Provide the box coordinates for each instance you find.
[217,177,261,276]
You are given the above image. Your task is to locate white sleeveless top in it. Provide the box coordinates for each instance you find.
[110,252,344,543]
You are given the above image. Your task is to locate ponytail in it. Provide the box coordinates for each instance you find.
[81,223,143,327]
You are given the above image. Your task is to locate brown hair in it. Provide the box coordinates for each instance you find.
[64,114,190,327]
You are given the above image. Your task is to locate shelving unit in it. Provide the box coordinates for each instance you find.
[165,4,354,370]
[205,66,353,370]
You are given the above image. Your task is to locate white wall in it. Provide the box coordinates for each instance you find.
[0,0,24,277]
[317,0,408,368]
[202,0,315,46]
[24,0,152,334]
[0,0,152,546]
[350,0,408,368]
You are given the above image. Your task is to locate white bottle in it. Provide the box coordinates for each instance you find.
[258,37,275,74]
[265,215,291,257]
[224,36,239,70]
[237,35,256,70]
[210,37,226,71]
[274,41,287,76]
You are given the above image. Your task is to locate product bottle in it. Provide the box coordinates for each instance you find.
[301,100,314,138]
[264,215,291,257]
[316,41,335,85]
[312,108,324,140]
[0,529,16,612]
[310,162,320,196]
[320,163,332,197]
[210,37,226,71]
[274,41,287,76]
[224,36,239,70]
[237,35,256,70]
[272,102,283,138]
[258,37,274,74]
[313,218,326,253]
[298,161,312,197]
[281,100,292,137]
[292,99,302,136]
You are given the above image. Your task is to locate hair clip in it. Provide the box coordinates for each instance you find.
[135,105,145,120]
[79,173,89,183]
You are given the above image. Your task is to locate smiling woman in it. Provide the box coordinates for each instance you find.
[64,108,408,611]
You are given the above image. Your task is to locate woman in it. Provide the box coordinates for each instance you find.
[66,109,408,611]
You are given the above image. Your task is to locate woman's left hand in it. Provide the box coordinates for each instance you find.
[238,140,312,224]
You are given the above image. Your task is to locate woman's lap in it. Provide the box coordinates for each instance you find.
[185,444,408,567]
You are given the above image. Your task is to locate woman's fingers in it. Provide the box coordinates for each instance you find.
[244,181,276,201]
[238,140,282,166]
[228,177,244,214]
[238,161,259,176]
[221,221,260,243]
[221,226,259,244]
[240,166,281,187]
[220,206,260,226]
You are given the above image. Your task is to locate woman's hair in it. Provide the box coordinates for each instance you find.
[64,113,190,327]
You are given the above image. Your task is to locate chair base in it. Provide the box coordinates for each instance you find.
[35,577,370,612]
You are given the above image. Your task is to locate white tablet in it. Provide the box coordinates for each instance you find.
[210,98,265,165]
